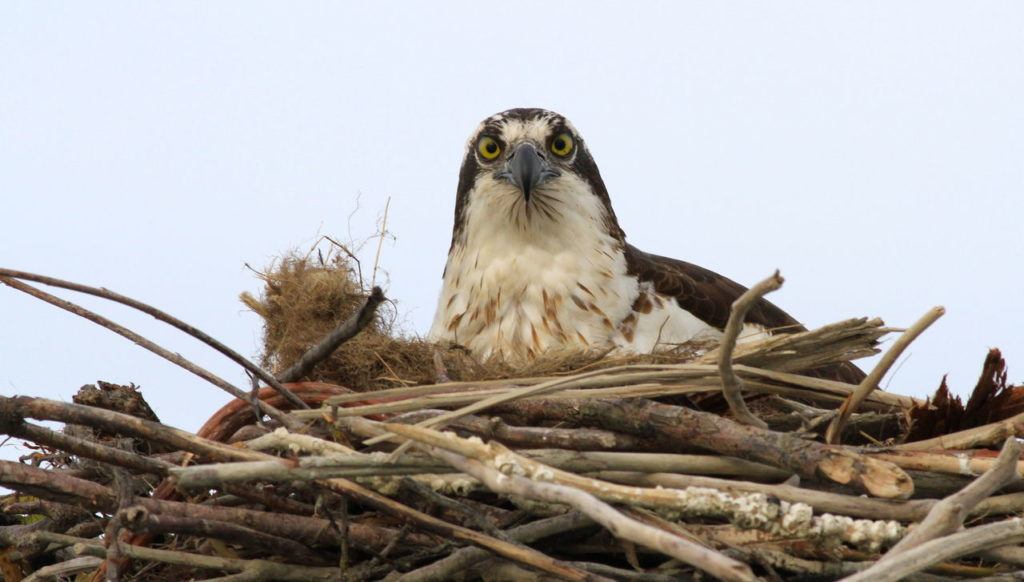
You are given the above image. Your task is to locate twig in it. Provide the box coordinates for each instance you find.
[897,409,1024,451]
[361,367,624,448]
[65,536,340,581]
[882,437,1021,557]
[0,268,309,411]
[485,397,914,499]
[1,395,253,463]
[841,518,1024,582]
[104,469,135,581]
[118,505,325,565]
[245,427,355,455]
[20,557,103,582]
[418,442,757,581]
[0,277,305,431]
[825,306,944,444]
[0,459,438,551]
[870,448,1024,478]
[370,196,391,289]
[317,361,918,422]
[719,271,783,429]
[0,417,174,476]
[389,409,661,453]
[275,286,385,383]
[399,477,511,541]
[171,446,791,489]
[380,421,906,551]
[595,472,933,522]
[3,395,590,581]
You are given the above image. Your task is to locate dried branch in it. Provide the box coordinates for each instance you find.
[841,518,1024,582]
[825,306,945,444]
[388,409,660,452]
[485,397,914,498]
[595,472,932,522]
[880,437,1021,558]
[117,505,325,565]
[21,557,103,582]
[381,421,906,551]
[0,277,304,431]
[897,408,1024,451]
[871,447,1024,478]
[0,416,173,476]
[719,270,783,428]
[0,267,310,411]
[275,286,385,383]
[0,460,438,551]
[1,398,599,581]
[404,435,758,581]
[63,535,341,581]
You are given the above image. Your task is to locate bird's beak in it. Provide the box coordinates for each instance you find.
[498,143,559,201]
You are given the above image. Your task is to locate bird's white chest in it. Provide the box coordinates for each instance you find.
[428,239,638,361]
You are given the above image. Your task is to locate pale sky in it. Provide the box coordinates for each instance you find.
[2,3,1022,450]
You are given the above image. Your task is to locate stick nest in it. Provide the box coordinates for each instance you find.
[3,249,1024,581]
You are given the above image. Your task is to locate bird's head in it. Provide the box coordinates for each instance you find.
[449,108,624,247]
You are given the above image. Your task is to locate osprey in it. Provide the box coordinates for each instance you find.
[429,108,863,383]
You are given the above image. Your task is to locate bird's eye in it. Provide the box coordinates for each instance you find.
[478,137,501,160]
[550,133,574,157]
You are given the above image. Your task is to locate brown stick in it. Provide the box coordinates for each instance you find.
[1,395,602,581]
[118,505,325,565]
[396,513,594,582]
[718,271,782,429]
[842,518,1024,582]
[0,460,438,551]
[0,268,310,411]
[870,448,1024,477]
[825,306,945,444]
[0,277,304,431]
[62,535,340,581]
[276,286,385,383]
[595,471,933,522]
[896,411,1024,451]
[885,437,1021,557]
[410,440,757,581]
[1,417,174,476]
[492,397,914,499]
[390,409,661,452]
[1,395,251,462]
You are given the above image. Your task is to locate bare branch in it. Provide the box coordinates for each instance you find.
[420,441,757,581]
[879,437,1021,558]
[841,518,1024,582]
[826,306,944,444]
[0,268,310,411]
[0,277,305,431]
[718,270,783,428]
[276,286,385,383]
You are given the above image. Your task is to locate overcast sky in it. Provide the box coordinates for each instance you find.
[2,3,1022,453]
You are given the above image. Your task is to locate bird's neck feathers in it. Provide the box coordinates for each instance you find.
[454,173,622,257]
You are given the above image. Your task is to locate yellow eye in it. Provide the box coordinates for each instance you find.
[478,137,501,160]
[550,133,574,157]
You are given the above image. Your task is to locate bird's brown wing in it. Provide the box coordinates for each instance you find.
[624,244,866,383]
[624,244,801,331]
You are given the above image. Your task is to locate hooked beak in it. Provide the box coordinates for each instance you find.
[497,143,560,200]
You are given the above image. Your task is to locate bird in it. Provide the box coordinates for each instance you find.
[428,108,864,383]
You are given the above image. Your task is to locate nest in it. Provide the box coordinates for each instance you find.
[2,251,1023,581]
